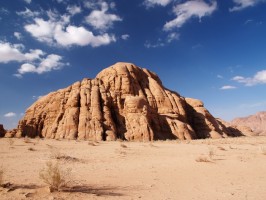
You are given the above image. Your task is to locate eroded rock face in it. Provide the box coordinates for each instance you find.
[0,124,6,137]
[11,62,244,141]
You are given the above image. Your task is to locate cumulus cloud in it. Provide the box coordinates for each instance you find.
[144,0,172,7]
[229,0,263,12]
[66,5,82,16]
[163,0,217,31]
[232,70,266,86]
[85,2,122,31]
[24,8,117,47]
[4,112,17,118]
[17,54,63,75]
[220,85,237,90]
[0,41,45,63]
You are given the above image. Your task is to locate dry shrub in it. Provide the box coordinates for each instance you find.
[28,147,36,151]
[195,156,211,163]
[217,146,226,151]
[88,141,97,146]
[260,146,266,155]
[208,148,215,159]
[120,143,127,148]
[0,166,4,186]
[24,137,32,143]
[39,161,72,192]
[8,138,14,146]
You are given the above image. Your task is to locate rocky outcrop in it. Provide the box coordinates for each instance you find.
[11,62,245,141]
[231,112,266,136]
[0,124,6,137]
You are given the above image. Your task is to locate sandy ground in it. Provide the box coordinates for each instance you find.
[1,136,266,200]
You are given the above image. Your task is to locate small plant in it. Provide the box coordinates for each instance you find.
[217,146,226,151]
[260,146,266,155]
[24,137,32,143]
[8,138,14,146]
[88,141,97,146]
[195,156,211,163]
[39,161,72,192]
[208,148,215,159]
[120,143,127,148]
[0,166,4,186]
[28,147,36,151]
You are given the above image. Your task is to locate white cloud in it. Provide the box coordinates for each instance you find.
[121,34,130,40]
[220,85,237,90]
[66,5,82,16]
[232,70,266,86]
[25,18,55,43]
[24,8,117,47]
[0,41,45,63]
[17,54,63,75]
[14,32,22,40]
[163,0,217,31]
[217,74,223,79]
[54,25,116,47]
[85,2,122,31]
[4,112,17,118]
[24,0,32,4]
[144,0,172,7]
[16,8,40,18]
[229,0,262,12]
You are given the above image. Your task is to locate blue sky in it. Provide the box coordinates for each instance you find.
[0,0,266,129]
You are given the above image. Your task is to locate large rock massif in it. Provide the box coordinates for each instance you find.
[232,112,266,136]
[5,63,248,141]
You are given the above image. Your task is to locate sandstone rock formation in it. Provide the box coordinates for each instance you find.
[0,124,6,137]
[231,112,266,136]
[7,62,246,141]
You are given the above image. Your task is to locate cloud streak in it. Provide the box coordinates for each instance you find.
[4,112,17,118]
[232,70,266,86]
[229,0,263,12]
[220,85,237,90]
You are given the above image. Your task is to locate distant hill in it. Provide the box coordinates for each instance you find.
[231,112,266,136]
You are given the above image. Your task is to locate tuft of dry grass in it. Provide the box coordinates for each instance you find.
[120,143,127,148]
[195,156,212,163]
[24,137,32,144]
[208,147,215,159]
[88,141,97,146]
[8,138,14,146]
[39,161,72,192]
[260,146,266,155]
[28,147,36,151]
[0,166,4,187]
[217,146,226,151]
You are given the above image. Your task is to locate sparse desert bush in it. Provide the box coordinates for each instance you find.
[195,156,211,163]
[217,146,226,151]
[260,146,266,155]
[28,147,36,151]
[208,148,215,159]
[88,141,97,146]
[0,166,4,186]
[39,161,72,192]
[8,138,14,146]
[24,137,32,143]
[120,143,127,148]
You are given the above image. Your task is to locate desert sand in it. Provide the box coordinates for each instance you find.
[1,136,266,200]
